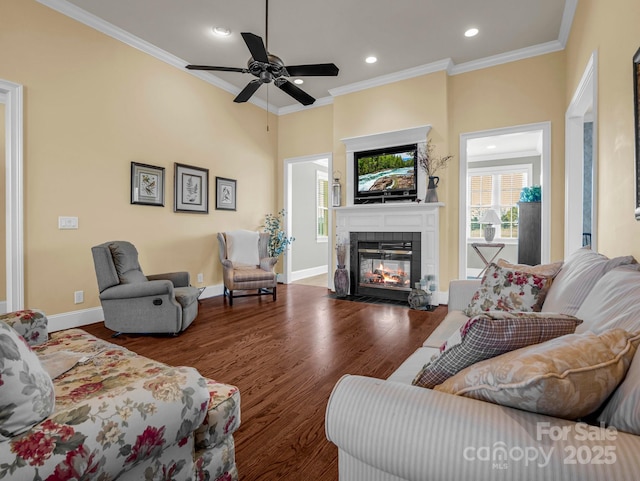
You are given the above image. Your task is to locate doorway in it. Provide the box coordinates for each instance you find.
[0,80,24,313]
[284,153,333,287]
[459,122,551,279]
[565,51,597,255]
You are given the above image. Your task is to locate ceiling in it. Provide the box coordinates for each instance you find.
[45,0,574,113]
[467,131,543,160]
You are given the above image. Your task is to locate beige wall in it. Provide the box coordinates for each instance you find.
[332,71,451,282]
[6,0,640,318]
[0,0,278,322]
[565,0,640,259]
[448,52,567,271]
[277,104,333,208]
[279,61,567,287]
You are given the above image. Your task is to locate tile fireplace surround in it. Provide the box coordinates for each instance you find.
[335,202,442,301]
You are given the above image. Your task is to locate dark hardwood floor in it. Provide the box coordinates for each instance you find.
[82,284,447,481]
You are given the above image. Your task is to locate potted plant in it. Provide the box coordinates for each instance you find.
[519,185,542,203]
[263,209,295,258]
[417,138,454,203]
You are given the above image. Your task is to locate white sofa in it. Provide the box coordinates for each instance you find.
[326,249,640,481]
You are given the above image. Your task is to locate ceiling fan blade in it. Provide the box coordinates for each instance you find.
[234,79,263,103]
[186,65,247,73]
[241,32,269,63]
[275,79,315,106]
[285,63,339,77]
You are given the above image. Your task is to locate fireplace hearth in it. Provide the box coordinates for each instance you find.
[350,232,421,301]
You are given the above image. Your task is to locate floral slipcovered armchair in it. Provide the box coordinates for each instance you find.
[0,310,241,481]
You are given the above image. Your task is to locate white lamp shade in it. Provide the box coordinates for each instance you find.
[479,209,501,226]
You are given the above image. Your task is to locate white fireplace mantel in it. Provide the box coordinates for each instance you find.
[335,202,443,298]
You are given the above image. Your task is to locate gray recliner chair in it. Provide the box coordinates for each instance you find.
[91,241,199,336]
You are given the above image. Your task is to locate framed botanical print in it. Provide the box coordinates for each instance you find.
[216,177,237,211]
[174,163,209,214]
[131,162,165,207]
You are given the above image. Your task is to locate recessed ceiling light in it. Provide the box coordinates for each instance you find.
[486,144,497,149]
[293,79,304,85]
[365,56,377,64]
[465,28,479,38]
[212,26,231,37]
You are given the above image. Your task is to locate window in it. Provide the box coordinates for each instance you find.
[316,171,329,241]
[468,166,530,240]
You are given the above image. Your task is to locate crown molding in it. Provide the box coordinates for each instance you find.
[449,40,564,75]
[37,0,577,115]
[329,59,454,98]
[558,0,578,48]
[277,95,333,116]
[328,39,566,98]
[35,0,271,111]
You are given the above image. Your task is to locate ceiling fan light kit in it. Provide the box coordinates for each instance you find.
[186,0,338,106]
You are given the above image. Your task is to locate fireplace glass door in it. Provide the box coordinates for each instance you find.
[358,242,412,291]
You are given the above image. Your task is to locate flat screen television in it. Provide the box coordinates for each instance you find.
[354,143,418,204]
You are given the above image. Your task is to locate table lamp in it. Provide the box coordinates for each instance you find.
[479,209,501,242]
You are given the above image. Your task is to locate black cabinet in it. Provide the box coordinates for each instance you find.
[518,202,541,265]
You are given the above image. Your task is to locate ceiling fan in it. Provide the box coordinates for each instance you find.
[185,0,339,106]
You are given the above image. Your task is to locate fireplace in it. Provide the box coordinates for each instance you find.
[350,232,421,301]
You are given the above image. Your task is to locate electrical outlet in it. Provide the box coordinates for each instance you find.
[58,216,79,229]
[197,273,204,283]
[74,290,84,304]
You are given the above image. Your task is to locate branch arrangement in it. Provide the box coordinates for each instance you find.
[417,139,454,177]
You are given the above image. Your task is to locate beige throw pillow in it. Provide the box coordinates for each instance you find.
[496,259,564,278]
[412,312,582,389]
[435,329,640,420]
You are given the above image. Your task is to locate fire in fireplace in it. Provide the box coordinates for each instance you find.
[350,232,421,301]
[359,244,412,289]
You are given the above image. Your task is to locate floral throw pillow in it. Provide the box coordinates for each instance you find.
[0,321,55,441]
[412,311,582,389]
[463,263,553,317]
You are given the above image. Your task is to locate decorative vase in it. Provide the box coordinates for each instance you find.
[334,266,349,298]
[408,288,431,310]
[425,176,439,203]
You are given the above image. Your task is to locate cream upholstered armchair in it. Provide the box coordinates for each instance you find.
[218,231,277,305]
[91,241,199,335]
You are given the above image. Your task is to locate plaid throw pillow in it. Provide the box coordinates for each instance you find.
[412,311,582,389]
[463,263,553,317]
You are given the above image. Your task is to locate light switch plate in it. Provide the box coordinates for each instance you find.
[58,216,78,229]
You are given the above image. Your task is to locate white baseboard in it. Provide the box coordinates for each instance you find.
[290,265,328,282]
[46,284,224,332]
[48,307,105,332]
[435,290,448,306]
[199,284,224,299]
